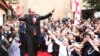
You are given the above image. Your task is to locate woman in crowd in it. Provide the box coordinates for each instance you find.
[8,27,21,56]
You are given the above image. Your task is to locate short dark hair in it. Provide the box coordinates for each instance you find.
[0,26,2,29]
[10,27,15,32]
[83,32,91,38]
[62,18,68,23]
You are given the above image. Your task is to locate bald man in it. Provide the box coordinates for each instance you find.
[18,8,54,56]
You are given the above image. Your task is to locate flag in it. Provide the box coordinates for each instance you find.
[70,0,72,10]
[70,0,76,12]
[74,0,81,26]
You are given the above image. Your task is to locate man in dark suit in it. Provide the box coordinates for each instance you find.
[18,8,54,56]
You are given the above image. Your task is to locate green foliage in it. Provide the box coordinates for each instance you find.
[5,0,18,4]
[83,0,100,9]
[5,0,12,2]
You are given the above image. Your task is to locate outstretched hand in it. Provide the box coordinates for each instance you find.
[48,30,52,34]
[51,9,55,13]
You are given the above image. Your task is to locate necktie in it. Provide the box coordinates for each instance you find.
[33,28,37,36]
[32,17,36,24]
[32,17,37,36]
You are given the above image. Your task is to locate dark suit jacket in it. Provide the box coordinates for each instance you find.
[19,12,52,37]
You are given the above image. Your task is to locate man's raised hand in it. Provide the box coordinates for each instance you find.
[51,9,55,14]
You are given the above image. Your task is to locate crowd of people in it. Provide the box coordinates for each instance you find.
[39,17,100,56]
[0,7,100,56]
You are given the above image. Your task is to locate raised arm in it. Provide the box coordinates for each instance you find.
[45,35,52,45]
[48,30,62,45]
[18,15,27,21]
[88,38,100,52]
[40,9,55,20]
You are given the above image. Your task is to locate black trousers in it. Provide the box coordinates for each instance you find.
[53,42,59,56]
[26,35,39,56]
[0,47,8,56]
[19,33,27,56]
